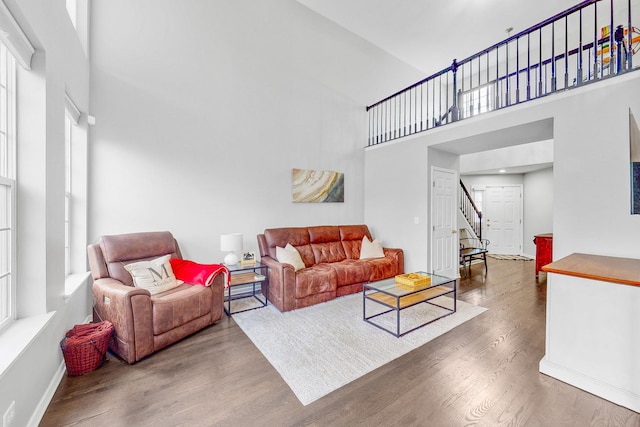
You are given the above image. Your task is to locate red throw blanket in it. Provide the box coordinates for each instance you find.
[170,259,230,288]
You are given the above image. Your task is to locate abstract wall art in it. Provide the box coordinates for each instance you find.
[631,108,640,214]
[291,168,344,203]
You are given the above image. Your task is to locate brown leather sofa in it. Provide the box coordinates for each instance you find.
[87,231,224,364]
[257,225,403,312]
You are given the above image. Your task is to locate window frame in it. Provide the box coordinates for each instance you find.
[64,114,72,277]
[0,42,16,332]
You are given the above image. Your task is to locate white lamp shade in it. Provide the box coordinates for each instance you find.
[220,233,243,265]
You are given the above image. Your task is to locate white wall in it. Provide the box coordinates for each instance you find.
[88,0,424,261]
[364,142,459,273]
[461,174,524,188]
[459,139,553,174]
[364,139,430,270]
[523,167,553,257]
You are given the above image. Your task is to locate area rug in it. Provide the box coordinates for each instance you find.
[232,293,487,405]
[487,254,533,261]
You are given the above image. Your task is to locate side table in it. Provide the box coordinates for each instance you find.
[224,262,269,315]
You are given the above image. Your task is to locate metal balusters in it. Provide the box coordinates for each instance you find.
[505,40,510,106]
[551,22,557,91]
[515,37,520,103]
[366,0,636,146]
[527,33,532,99]
[565,16,569,88]
[539,28,543,96]
[629,0,633,69]
[578,9,583,85]
[478,56,482,114]
[610,0,615,74]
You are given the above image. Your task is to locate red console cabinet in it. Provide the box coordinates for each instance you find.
[533,233,553,278]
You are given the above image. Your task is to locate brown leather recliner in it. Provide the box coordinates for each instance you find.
[87,231,224,364]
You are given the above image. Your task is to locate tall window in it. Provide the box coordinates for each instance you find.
[0,42,16,331]
[64,115,72,276]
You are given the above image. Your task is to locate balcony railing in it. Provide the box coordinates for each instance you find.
[366,0,639,146]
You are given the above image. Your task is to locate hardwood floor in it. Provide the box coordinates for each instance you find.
[41,259,640,426]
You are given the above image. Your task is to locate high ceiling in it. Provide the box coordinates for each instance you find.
[297,0,578,174]
[298,0,581,75]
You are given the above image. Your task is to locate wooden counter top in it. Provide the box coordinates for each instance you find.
[542,253,640,287]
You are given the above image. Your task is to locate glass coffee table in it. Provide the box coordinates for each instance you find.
[363,272,456,337]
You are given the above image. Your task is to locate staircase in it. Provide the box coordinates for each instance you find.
[460,180,482,239]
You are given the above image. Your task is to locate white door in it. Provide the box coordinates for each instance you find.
[431,167,458,278]
[484,185,522,255]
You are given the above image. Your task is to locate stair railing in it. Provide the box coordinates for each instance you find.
[460,180,482,239]
[367,0,639,146]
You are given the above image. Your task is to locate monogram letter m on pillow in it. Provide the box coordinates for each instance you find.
[124,254,183,294]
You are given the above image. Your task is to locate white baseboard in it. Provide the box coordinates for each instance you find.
[27,315,90,426]
[539,357,640,413]
[28,361,66,427]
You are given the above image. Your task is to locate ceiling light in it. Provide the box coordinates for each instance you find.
[499,169,506,173]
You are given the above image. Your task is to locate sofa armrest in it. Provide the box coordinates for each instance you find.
[383,247,404,275]
[260,256,297,312]
[92,278,153,363]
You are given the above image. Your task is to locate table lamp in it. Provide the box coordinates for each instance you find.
[220,233,243,265]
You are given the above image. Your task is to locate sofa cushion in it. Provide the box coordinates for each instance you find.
[339,225,372,259]
[101,231,181,286]
[294,264,337,299]
[263,227,310,258]
[124,255,183,295]
[330,259,371,287]
[339,224,372,241]
[308,226,346,264]
[366,256,401,281]
[308,226,341,243]
[151,283,213,335]
[311,242,346,264]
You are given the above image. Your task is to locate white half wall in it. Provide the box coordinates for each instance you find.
[540,275,640,412]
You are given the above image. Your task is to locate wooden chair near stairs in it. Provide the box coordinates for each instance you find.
[459,237,490,277]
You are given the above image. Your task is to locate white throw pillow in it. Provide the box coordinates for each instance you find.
[124,254,183,295]
[276,243,305,271]
[360,236,385,259]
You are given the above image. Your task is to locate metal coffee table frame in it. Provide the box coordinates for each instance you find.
[363,272,456,337]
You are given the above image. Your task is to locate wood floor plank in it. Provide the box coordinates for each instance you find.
[40,259,640,426]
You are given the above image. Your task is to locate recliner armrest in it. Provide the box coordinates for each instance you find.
[383,247,404,274]
[92,278,153,363]
[259,256,297,312]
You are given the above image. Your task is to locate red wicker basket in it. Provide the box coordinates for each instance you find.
[60,321,114,376]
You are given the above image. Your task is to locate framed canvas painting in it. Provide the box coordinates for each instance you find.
[291,168,344,203]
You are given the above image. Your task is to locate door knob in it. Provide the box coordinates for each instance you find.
[452,229,457,234]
